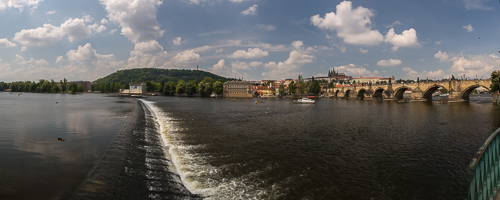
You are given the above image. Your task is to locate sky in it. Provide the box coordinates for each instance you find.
[0,0,499,82]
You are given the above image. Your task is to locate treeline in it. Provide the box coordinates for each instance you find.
[149,77,224,95]
[0,79,84,94]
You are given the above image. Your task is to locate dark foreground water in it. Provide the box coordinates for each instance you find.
[0,93,134,199]
[0,92,498,199]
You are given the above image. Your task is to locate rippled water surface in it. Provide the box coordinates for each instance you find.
[0,93,133,200]
[143,94,500,199]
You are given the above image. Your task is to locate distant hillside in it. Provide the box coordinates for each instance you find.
[95,68,234,84]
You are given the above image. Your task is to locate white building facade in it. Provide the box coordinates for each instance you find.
[129,83,146,93]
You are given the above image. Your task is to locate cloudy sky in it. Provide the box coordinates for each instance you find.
[0,0,499,82]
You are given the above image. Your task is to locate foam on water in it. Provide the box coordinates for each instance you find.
[139,99,280,199]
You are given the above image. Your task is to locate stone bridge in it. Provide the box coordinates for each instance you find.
[324,79,492,102]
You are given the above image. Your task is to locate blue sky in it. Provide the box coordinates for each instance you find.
[0,0,499,82]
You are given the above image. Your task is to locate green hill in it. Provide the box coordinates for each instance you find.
[95,68,234,84]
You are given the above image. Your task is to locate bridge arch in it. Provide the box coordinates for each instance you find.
[335,89,340,98]
[461,84,491,101]
[357,89,366,100]
[422,84,446,101]
[394,86,409,100]
[344,89,351,99]
[373,88,384,100]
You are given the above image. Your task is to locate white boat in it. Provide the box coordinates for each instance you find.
[439,93,449,97]
[210,93,217,98]
[294,97,315,104]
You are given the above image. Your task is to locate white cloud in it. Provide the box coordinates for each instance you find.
[0,0,43,12]
[256,24,276,31]
[231,61,262,70]
[241,4,258,15]
[208,59,242,78]
[464,0,492,10]
[56,56,64,63]
[130,40,166,57]
[262,41,315,79]
[173,36,186,45]
[335,63,378,77]
[359,48,368,53]
[376,59,402,66]
[434,50,449,62]
[21,46,26,51]
[449,54,499,78]
[109,29,117,34]
[0,38,17,48]
[100,18,108,24]
[14,54,49,67]
[463,24,474,32]
[384,28,419,51]
[14,24,64,47]
[310,1,383,46]
[60,18,92,42]
[13,16,106,46]
[249,61,262,68]
[229,0,249,2]
[46,10,56,15]
[100,0,164,43]
[215,48,223,54]
[66,43,114,62]
[402,67,445,80]
[229,48,269,59]
[172,50,201,66]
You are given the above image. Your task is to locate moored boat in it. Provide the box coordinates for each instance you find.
[293,97,315,104]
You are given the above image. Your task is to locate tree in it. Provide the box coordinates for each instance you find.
[310,80,321,95]
[279,83,285,96]
[491,70,500,93]
[213,81,223,94]
[145,81,153,92]
[298,82,306,94]
[204,82,212,95]
[288,81,297,94]
[69,83,78,94]
[176,80,185,94]
[185,82,195,94]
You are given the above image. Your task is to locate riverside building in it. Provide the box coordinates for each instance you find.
[223,81,253,98]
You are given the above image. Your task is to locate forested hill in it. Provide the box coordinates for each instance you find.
[95,68,234,84]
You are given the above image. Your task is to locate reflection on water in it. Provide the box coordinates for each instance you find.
[0,93,133,200]
[143,94,500,199]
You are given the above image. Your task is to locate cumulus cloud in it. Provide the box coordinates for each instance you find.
[13,16,106,46]
[14,54,49,67]
[241,4,258,15]
[384,28,419,51]
[310,1,383,45]
[197,29,230,36]
[231,61,262,70]
[229,48,269,59]
[46,10,56,15]
[463,24,474,32]
[171,50,201,66]
[402,67,445,80]
[56,56,64,63]
[130,40,166,57]
[229,0,249,2]
[66,43,114,62]
[262,41,315,79]
[359,48,368,53]
[376,59,402,66]
[208,59,242,78]
[0,0,43,12]
[449,54,499,78]
[0,38,17,48]
[173,36,186,45]
[464,0,492,10]
[434,50,449,62]
[100,0,164,43]
[335,63,378,77]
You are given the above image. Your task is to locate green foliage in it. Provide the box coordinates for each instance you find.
[213,81,223,94]
[279,84,285,96]
[176,80,186,94]
[310,80,321,95]
[288,81,297,94]
[69,83,78,94]
[298,82,306,94]
[491,70,500,93]
[94,68,233,85]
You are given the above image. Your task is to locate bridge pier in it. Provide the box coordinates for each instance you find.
[410,87,427,101]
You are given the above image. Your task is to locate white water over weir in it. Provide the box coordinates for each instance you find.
[140,99,272,199]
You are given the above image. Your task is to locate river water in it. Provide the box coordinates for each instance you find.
[0,93,498,199]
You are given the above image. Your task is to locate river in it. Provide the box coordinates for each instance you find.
[0,93,498,199]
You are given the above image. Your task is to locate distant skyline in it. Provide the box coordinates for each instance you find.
[0,0,499,82]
